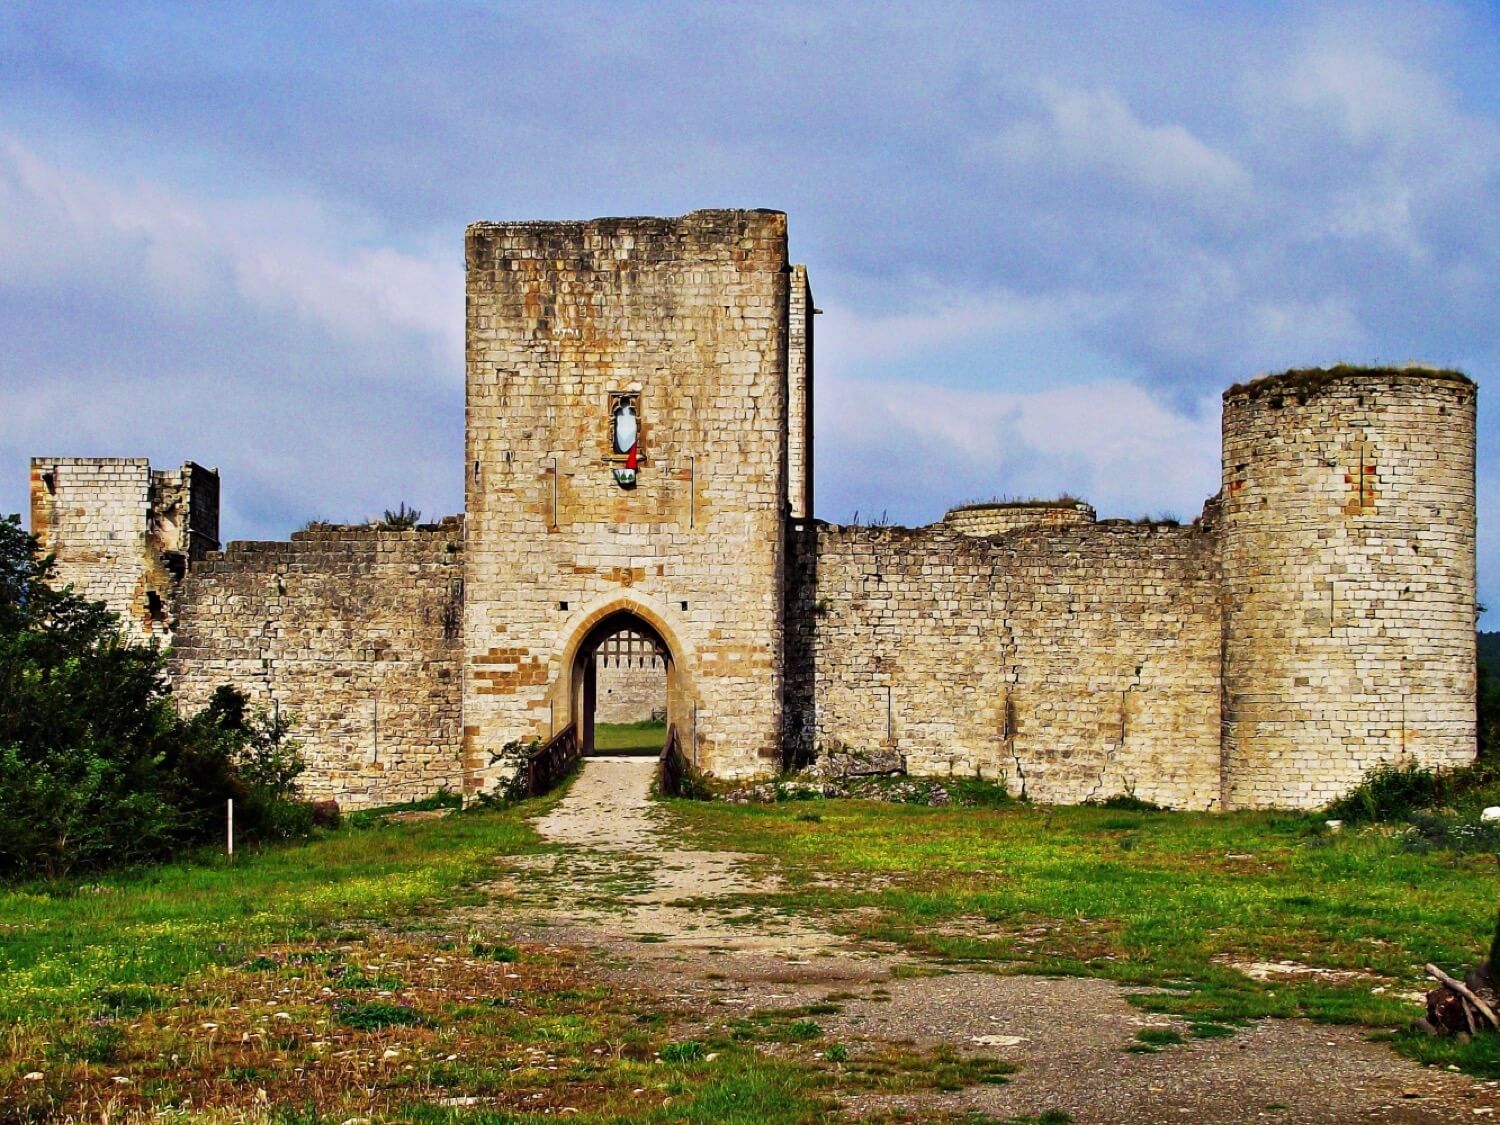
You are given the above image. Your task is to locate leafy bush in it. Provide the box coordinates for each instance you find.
[0,514,311,879]
[1084,793,1165,812]
[378,502,422,529]
[1324,746,1500,856]
[1325,761,1442,824]
[1400,812,1500,855]
[1479,648,1499,760]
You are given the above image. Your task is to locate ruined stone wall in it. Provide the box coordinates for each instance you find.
[941,501,1096,537]
[464,210,790,789]
[594,654,668,723]
[1221,367,1477,809]
[805,521,1222,808]
[29,457,219,640]
[170,522,465,809]
[150,463,220,563]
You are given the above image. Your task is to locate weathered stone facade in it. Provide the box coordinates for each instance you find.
[595,656,668,724]
[168,522,465,807]
[941,500,1097,538]
[461,210,795,791]
[28,211,1480,811]
[29,456,219,639]
[1220,368,1478,808]
[791,519,1223,808]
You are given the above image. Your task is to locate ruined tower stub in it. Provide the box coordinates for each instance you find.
[29,457,220,638]
[1220,367,1477,809]
[463,209,805,788]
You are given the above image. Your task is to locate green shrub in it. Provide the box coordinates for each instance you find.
[1400,812,1500,855]
[1325,761,1441,824]
[660,1040,705,1063]
[944,777,1015,808]
[0,514,311,879]
[1083,793,1164,812]
[781,1019,822,1040]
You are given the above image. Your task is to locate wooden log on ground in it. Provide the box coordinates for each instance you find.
[1426,963,1500,1030]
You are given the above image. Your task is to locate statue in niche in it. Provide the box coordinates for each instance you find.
[611,393,639,488]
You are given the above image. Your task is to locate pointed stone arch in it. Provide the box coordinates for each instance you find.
[553,595,695,757]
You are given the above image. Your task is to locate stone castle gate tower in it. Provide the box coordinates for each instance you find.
[461,210,812,786]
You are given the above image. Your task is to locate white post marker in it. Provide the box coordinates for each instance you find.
[227,798,234,863]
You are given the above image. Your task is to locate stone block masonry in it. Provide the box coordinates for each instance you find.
[941,499,1097,537]
[169,522,465,809]
[595,655,668,723]
[800,520,1223,808]
[463,209,794,786]
[27,210,1480,813]
[1221,367,1477,809]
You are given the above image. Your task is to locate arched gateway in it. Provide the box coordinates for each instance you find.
[559,600,686,757]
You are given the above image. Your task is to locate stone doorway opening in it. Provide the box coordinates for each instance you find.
[572,610,675,757]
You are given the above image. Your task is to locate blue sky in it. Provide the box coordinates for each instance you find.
[1,1,1496,622]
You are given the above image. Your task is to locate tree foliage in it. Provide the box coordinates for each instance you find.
[1480,654,1500,760]
[0,514,309,879]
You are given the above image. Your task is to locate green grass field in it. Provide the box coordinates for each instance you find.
[594,719,667,755]
[669,795,1500,1076]
[4,774,1499,1120]
[0,787,861,1123]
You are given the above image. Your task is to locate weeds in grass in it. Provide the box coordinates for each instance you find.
[0,788,567,1027]
[780,1019,823,1041]
[471,940,520,962]
[335,999,427,1029]
[49,1021,125,1063]
[1187,1021,1237,1039]
[0,934,870,1122]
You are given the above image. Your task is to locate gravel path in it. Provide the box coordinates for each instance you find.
[475,756,1498,1123]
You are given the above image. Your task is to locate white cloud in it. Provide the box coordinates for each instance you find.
[0,139,462,373]
[980,86,1252,209]
[818,373,1222,524]
[814,288,1116,371]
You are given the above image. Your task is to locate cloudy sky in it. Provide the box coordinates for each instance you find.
[1,1,1496,621]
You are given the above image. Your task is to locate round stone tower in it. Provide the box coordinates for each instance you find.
[1219,366,1477,809]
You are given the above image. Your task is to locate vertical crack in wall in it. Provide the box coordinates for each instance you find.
[1085,662,1143,803]
[1004,692,1026,799]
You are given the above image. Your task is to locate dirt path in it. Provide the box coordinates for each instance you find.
[474,757,1497,1123]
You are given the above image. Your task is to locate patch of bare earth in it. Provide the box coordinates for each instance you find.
[468,756,1500,1123]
